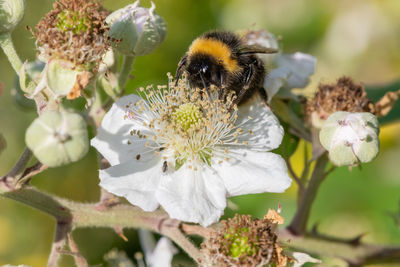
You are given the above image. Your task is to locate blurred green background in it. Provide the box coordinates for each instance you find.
[1,0,400,266]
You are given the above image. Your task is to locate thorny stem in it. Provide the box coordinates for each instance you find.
[0,32,23,74]
[288,153,330,235]
[47,221,71,267]
[118,55,135,90]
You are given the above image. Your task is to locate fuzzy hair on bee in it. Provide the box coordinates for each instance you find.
[175,30,278,105]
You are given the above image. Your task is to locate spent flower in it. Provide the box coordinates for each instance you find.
[34,0,110,67]
[31,0,110,99]
[306,76,374,128]
[106,0,167,57]
[319,111,380,166]
[91,75,291,226]
[200,210,288,267]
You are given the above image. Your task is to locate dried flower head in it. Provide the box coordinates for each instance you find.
[305,76,374,127]
[34,0,110,69]
[201,211,288,267]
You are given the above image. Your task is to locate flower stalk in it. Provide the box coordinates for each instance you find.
[288,153,330,235]
[118,55,135,90]
[0,32,23,74]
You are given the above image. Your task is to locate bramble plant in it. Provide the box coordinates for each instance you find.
[1,0,400,266]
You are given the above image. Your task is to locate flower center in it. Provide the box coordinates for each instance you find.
[224,227,258,258]
[56,10,92,34]
[172,103,202,132]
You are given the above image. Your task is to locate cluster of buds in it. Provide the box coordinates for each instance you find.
[201,210,288,267]
[306,77,380,166]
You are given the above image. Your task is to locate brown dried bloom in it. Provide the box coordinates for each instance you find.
[34,0,110,69]
[305,76,374,125]
[200,210,288,267]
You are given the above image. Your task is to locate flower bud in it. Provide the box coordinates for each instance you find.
[25,110,89,167]
[319,111,380,166]
[106,1,167,57]
[0,0,25,34]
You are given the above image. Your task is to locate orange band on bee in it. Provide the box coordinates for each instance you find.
[188,38,240,73]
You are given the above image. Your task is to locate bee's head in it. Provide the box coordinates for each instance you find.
[187,54,224,88]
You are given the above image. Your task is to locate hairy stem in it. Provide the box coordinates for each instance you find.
[67,233,88,267]
[279,228,400,266]
[118,55,135,90]
[4,147,33,180]
[0,185,202,263]
[288,153,330,235]
[47,221,71,267]
[0,32,23,74]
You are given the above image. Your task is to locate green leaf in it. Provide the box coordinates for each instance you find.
[273,122,300,159]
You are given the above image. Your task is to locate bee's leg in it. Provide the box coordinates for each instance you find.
[218,70,227,100]
[175,55,188,86]
[233,62,254,105]
[199,72,213,101]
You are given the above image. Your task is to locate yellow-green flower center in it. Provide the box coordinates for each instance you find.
[173,103,202,132]
[224,227,258,258]
[56,10,91,34]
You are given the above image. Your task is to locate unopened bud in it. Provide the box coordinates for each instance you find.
[106,1,167,57]
[0,0,25,34]
[25,110,89,167]
[319,112,380,166]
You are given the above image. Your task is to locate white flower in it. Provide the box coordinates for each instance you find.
[91,76,291,226]
[244,30,316,101]
[264,52,316,100]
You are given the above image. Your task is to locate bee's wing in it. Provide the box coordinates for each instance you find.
[238,44,278,55]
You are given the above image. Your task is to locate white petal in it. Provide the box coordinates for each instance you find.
[91,94,154,166]
[263,66,291,100]
[237,94,284,151]
[156,165,226,227]
[214,149,292,197]
[148,237,178,267]
[276,52,316,89]
[99,156,163,211]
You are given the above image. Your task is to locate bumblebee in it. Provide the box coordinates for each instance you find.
[175,30,278,105]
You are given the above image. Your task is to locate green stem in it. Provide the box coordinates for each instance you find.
[118,55,135,90]
[5,147,33,180]
[0,32,23,74]
[288,153,329,235]
[0,33,41,111]
[0,185,202,263]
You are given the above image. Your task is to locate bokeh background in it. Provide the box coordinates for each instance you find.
[1,0,400,266]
